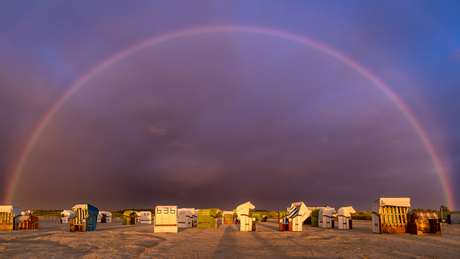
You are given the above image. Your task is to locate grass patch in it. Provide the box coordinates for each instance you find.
[351,211,372,220]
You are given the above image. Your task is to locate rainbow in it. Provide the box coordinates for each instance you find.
[4,25,455,209]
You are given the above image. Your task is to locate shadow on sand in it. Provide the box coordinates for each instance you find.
[213,224,238,255]
[256,221,279,232]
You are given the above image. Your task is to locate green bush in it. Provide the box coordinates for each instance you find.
[351,211,372,220]
[32,210,61,218]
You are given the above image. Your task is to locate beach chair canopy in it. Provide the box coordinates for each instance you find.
[72,204,99,217]
[0,205,21,216]
[338,206,356,217]
[412,212,438,220]
[99,211,112,217]
[179,208,195,214]
[17,215,38,222]
[372,198,410,213]
[288,202,311,222]
[322,208,336,217]
[178,208,194,221]
[155,206,178,226]
[198,208,218,217]
[97,211,112,220]
[236,202,255,216]
[288,204,300,217]
[123,210,137,217]
[61,210,76,218]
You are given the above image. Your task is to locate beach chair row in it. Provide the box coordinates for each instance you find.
[0,198,445,235]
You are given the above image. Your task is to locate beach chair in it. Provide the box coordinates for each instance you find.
[279,216,289,231]
[16,215,39,230]
[288,202,311,231]
[236,202,255,232]
[222,211,234,224]
[61,210,75,224]
[178,208,195,228]
[0,206,21,230]
[372,198,410,234]
[322,208,336,228]
[338,206,355,230]
[408,212,441,235]
[311,209,320,227]
[197,208,218,229]
[70,204,99,232]
[154,206,178,233]
[97,211,112,223]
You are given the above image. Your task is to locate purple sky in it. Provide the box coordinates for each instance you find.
[0,1,459,211]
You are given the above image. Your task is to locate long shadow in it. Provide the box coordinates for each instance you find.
[250,221,320,257]
[213,222,293,257]
[96,224,154,232]
[177,227,189,233]
[213,224,238,255]
[250,230,295,257]
[99,223,195,233]
[256,221,280,232]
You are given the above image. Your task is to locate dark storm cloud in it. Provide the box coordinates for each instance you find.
[1,1,459,211]
[15,37,434,210]
[450,49,460,64]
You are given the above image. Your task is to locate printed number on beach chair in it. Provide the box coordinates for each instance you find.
[157,207,176,215]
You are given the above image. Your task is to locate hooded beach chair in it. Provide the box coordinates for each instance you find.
[372,198,410,234]
[338,206,355,229]
[236,202,255,231]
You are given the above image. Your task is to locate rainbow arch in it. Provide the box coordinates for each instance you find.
[4,25,455,209]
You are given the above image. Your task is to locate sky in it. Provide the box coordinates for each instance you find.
[0,0,459,212]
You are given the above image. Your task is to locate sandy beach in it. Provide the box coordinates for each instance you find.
[1,219,459,258]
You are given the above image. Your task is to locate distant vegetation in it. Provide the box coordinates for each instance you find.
[113,209,156,218]
[112,211,123,219]
[268,211,278,219]
[32,210,61,218]
[351,211,372,220]
[248,210,280,219]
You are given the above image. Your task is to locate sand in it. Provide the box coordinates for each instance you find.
[1,219,459,258]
